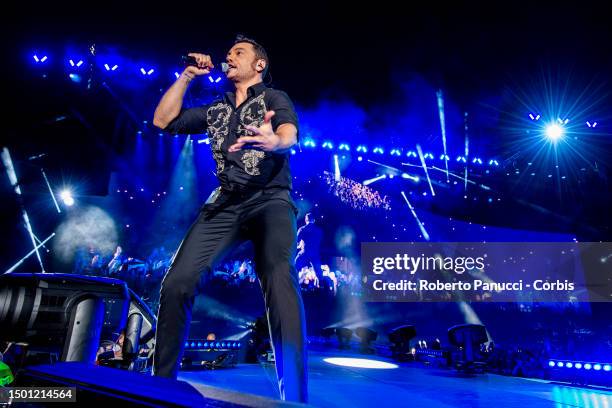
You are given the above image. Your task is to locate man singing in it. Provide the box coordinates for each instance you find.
[151,35,307,402]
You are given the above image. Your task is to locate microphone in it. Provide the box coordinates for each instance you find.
[181,56,229,72]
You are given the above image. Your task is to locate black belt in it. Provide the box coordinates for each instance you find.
[220,186,287,201]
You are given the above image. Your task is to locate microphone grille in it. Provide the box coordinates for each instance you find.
[221,62,230,73]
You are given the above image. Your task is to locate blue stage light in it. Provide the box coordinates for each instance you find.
[556,362,564,367]
[69,59,84,68]
[237,342,241,348]
[203,342,209,348]
[548,361,556,367]
[528,113,541,121]
[488,159,499,166]
[575,363,583,369]
[339,143,350,151]
[190,342,196,348]
[565,362,573,368]
[303,138,316,147]
[104,64,119,71]
[373,147,384,154]
[390,149,401,156]
[184,342,189,348]
[208,76,214,83]
[423,152,434,160]
[68,74,82,83]
[406,151,417,158]
[322,141,334,149]
[33,54,48,63]
[586,121,598,128]
[357,156,363,161]
[356,145,368,153]
[215,76,222,83]
[603,364,611,372]
[197,342,203,347]
[584,363,592,370]
[594,364,602,371]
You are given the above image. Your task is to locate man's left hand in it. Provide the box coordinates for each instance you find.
[228,111,280,152]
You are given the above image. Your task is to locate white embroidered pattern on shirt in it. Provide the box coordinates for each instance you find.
[238,93,268,176]
[206,103,233,175]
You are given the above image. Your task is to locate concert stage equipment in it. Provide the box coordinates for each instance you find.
[0,273,156,371]
[447,324,488,372]
[388,325,417,361]
[354,327,377,354]
[181,340,243,370]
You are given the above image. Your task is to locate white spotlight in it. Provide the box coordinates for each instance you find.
[545,124,564,141]
[59,190,75,207]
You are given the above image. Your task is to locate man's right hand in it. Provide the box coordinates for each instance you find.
[184,53,214,77]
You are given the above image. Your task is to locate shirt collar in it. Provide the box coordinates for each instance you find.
[224,82,267,107]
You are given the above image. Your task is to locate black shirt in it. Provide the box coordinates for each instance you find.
[165,82,299,193]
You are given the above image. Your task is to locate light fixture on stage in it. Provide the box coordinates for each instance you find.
[33,54,48,63]
[68,59,84,68]
[388,325,417,361]
[59,190,75,207]
[336,327,353,349]
[320,327,336,342]
[140,67,155,76]
[355,327,377,354]
[545,123,564,141]
[447,324,488,372]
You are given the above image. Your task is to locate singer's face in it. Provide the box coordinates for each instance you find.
[225,42,260,81]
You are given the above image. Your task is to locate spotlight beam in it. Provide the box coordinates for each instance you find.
[41,169,61,213]
[366,159,400,172]
[464,132,469,192]
[4,233,56,274]
[363,174,387,186]
[436,89,450,182]
[2,148,46,272]
[334,154,341,181]
[416,145,435,196]
[400,191,430,241]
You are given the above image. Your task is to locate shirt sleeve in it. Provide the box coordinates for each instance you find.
[163,105,208,134]
[268,90,300,141]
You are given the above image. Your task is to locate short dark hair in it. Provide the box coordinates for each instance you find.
[233,34,269,78]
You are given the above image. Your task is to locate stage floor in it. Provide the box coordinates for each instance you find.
[178,348,612,407]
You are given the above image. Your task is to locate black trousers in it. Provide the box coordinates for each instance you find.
[152,188,308,403]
